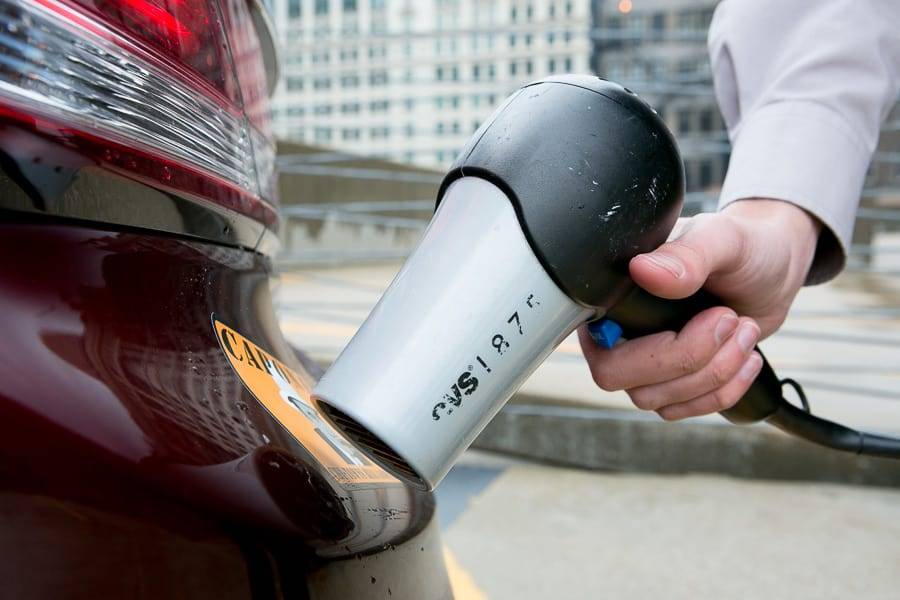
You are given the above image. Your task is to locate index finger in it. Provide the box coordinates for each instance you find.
[578,306,738,391]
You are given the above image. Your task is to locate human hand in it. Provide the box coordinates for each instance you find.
[578,199,821,421]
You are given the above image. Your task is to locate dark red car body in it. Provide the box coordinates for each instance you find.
[0,0,445,597]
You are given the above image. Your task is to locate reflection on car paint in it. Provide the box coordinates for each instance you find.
[0,224,434,574]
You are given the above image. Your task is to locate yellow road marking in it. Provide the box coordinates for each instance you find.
[443,545,487,600]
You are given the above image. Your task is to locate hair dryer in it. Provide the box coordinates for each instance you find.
[314,75,900,491]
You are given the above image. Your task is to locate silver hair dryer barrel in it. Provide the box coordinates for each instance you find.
[314,75,685,490]
[315,177,592,489]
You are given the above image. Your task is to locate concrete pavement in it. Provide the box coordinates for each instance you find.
[436,450,900,600]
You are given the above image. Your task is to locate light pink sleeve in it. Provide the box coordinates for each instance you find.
[709,0,900,283]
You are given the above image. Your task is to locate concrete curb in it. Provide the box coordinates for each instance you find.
[472,402,900,487]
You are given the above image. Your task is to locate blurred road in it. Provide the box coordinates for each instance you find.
[436,450,900,600]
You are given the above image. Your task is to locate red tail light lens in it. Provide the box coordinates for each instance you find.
[0,0,278,227]
[67,0,238,99]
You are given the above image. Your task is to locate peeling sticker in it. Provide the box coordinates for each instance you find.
[212,316,396,487]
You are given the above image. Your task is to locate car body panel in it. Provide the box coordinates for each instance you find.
[0,219,438,597]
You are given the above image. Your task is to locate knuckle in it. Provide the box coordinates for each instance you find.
[590,364,619,391]
[657,409,679,422]
[708,359,733,388]
[629,390,655,411]
[668,239,707,273]
[713,390,738,411]
[677,348,702,375]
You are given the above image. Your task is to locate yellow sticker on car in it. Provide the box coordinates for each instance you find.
[213,317,396,487]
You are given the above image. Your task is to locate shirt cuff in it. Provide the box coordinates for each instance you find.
[718,101,872,284]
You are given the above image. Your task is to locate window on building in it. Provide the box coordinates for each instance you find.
[405,123,415,137]
[314,127,332,142]
[525,59,533,74]
[565,1,572,16]
[451,65,460,81]
[547,32,555,44]
[436,66,445,81]
[678,59,696,75]
[315,0,328,16]
[343,0,357,11]
[525,34,533,46]
[564,56,572,71]
[699,161,712,188]
[286,106,304,116]
[313,105,332,115]
[369,71,389,86]
[371,0,385,9]
[526,4,533,20]
[677,109,691,133]
[472,120,480,132]
[548,58,556,73]
[510,61,518,76]
[700,109,713,132]
[404,98,415,110]
[682,161,694,190]
[436,122,445,134]
[287,76,304,90]
[509,34,516,47]
[451,121,460,134]
[487,64,495,80]
[288,0,301,19]
[341,74,360,87]
[342,128,360,140]
[450,96,460,108]
[341,102,361,113]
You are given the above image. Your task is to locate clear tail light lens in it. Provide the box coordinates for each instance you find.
[0,0,277,226]
[68,0,237,97]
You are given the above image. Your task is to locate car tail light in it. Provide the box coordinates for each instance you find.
[0,0,277,226]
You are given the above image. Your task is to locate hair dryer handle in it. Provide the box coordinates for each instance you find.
[606,287,784,424]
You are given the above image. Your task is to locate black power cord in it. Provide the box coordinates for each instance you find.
[768,378,900,459]
[780,378,809,413]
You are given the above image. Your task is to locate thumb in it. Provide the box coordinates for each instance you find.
[629,215,745,300]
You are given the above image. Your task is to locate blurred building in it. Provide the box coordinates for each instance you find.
[591,0,723,195]
[268,0,593,169]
